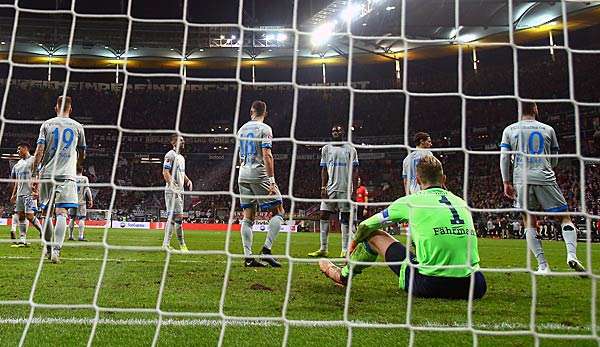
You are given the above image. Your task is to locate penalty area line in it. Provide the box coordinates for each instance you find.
[0,316,594,332]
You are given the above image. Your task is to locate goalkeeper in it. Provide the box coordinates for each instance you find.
[319,155,487,299]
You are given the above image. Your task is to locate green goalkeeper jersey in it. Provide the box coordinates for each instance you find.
[356,187,480,289]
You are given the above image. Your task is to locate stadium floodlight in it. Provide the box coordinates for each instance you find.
[457,33,478,43]
[449,26,464,39]
[0,41,5,45]
[386,6,395,11]
[340,3,362,22]
[311,21,335,47]
[276,33,287,42]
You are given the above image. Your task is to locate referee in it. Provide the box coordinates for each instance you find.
[355,177,368,222]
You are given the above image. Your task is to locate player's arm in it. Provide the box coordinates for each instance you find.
[320,146,328,199]
[402,156,410,196]
[351,147,359,186]
[550,127,560,168]
[33,123,47,173]
[499,128,515,199]
[9,169,16,203]
[261,127,277,193]
[77,127,87,168]
[162,152,175,187]
[84,178,93,208]
[354,196,409,243]
[184,174,193,191]
[262,147,277,193]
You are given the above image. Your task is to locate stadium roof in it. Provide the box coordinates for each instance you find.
[0,0,598,69]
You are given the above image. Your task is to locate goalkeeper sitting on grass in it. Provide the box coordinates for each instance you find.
[319,155,487,299]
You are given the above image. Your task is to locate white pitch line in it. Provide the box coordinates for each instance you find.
[0,316,594,332]
[0,255,215,264]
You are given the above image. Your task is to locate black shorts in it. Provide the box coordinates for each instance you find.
[356,205,366,222]
[385,242,487,300]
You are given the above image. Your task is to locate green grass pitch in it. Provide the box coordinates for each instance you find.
[0,227,599,346]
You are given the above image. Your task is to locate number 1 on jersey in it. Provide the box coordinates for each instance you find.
[439,195,465,225]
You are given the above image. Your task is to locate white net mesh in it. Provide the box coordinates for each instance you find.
[0,0,599,346]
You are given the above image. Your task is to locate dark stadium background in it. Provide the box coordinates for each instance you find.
[0,0,598,239]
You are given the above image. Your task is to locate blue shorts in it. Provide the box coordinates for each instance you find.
[385,242,487,300]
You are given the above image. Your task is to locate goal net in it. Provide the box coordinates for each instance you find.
[0,0,599,346]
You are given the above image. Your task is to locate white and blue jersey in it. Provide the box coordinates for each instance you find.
[320,144,359,195]
[37,116,86,181]
[237,121,273,183]
[163,149,186,191]
[402,149,433,195]
[11,156,35,196]
[500,120,559,186]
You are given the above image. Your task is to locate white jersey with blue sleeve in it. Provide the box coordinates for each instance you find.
[11,156,35,196]
[163,149,186,190]
[500,120,559,185]
[75,175,91,204]
[402,149,433,195]
[37,116,86,181]
[237,121,273,183]
[320,144,359,194]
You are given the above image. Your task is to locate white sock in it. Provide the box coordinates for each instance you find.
[264,215,283,250]
[78,219,85,239]
[561,222,578,259]
[54,214,67,250]
[319,220,329,252]
[241,219,253,257]
[163,220,174,247]
[525,228,547,268]
[19,222,27,242]
[11,214,18,232]
[341,223,350,252]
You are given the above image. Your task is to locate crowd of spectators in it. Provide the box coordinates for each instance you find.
[0,35,599,238]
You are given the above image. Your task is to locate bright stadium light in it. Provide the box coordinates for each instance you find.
[386,6,395,11]
[276,33,287,42]
[311,21,335,46]
[340,3,362,22]
[458,33,478,43]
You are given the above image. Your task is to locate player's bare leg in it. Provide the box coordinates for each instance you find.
[309,211,331,257]
[320,230,390,286]
[260,204,283,268]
